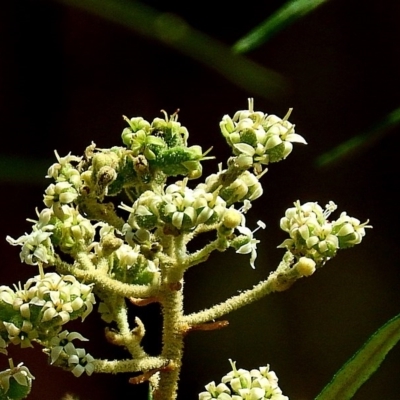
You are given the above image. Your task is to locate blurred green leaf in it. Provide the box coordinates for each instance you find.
[315,107,400,167]
[0,155,49,184]
[54,0,288,100]
[233,0,329,54]
[315,312,400,400]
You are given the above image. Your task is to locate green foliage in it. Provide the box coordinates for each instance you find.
[232,0,329,54]
[315,313,400,400]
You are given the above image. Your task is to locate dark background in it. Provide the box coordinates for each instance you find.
[1,0,400,399]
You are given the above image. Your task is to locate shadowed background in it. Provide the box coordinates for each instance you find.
[1,0,400,399]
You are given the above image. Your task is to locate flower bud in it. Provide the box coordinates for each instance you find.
[295,257,316,276]
[222,209,242,229]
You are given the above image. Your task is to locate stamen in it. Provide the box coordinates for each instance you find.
[160,109,169,121]
[282,108,293,122]
[248,98,254,112]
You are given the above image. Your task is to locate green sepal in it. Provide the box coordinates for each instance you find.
[240,129,258,147]
[265,142,286,163]
[151,118,186,148]
[135,214,159,230]
[0,377,32,400]
[26,304,42,327]
[230,235,250,251]
[315,312,400,400]
[0,302,16,324]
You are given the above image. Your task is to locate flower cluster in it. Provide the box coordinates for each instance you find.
[202,169,263,207]
[220,99,306,173]
[0,272,95,350]
[6,204,96,265]
[89,224,160,286]
[199,360,288,400]
[279,201,371,264]
[6,229,54,266]
[122,112,209,178]
[46,151,82,184]
[124,178,227,233]
[1,100,372,398]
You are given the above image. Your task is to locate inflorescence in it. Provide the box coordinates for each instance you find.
[0,99,370,399]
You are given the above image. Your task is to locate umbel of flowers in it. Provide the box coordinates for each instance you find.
[199,360,288,400]
[0,100,370,400]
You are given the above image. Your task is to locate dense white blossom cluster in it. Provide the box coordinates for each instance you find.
[220,99,306,173]
[279,201,371,264]
[199,360,288,400]
[0,272,95,350]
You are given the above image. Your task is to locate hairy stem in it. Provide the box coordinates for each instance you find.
[153,285,185,400]
[183,255,300,326]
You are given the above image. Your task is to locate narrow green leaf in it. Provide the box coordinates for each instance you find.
[53,0,288,100]
[233,0,329,54]
[0,155,50,184]
[315,107,400,167]
[315,312,400,400]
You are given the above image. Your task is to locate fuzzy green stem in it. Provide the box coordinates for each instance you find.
[182,236,228,271]
[154,286,185,400]
[113,296,147,358]
[94,357,168,374]
[77,196,126,230]
[75,252,96,270]
[183,257,300,326]
[55,258,158,298]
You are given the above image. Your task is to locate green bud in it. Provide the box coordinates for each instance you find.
[123,116,151,133]
[151,145,205,177]
[265,142,288,163]
[240,129,258,147]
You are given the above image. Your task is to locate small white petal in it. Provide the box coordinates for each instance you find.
[233,143,256,156]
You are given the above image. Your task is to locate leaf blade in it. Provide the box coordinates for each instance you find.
[315,313,400,400]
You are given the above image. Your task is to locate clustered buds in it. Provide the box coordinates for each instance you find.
[279,201,371,265]
[122,111,211,179]
[220,99,306,173]
[199,360,288,400]
[203,170,263,206]
[0,272,95,351]
[124,178,227,233]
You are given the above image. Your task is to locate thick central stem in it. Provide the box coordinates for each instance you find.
[154,285,185,400]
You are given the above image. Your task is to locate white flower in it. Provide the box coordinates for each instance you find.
[199,381,232,400]
[220,100,306,170]
[67,347,95,377]
[3,320,38,348]
[43,181,78,208]
[115,243,140,267]
[236,221,266,268]
[25,272,95,325]
[332,212,372,247]
[46,150,82,180]
[49,330,88,364]
[6,230,54,265]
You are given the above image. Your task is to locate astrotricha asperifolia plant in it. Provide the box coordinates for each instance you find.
[0,99,371,400]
